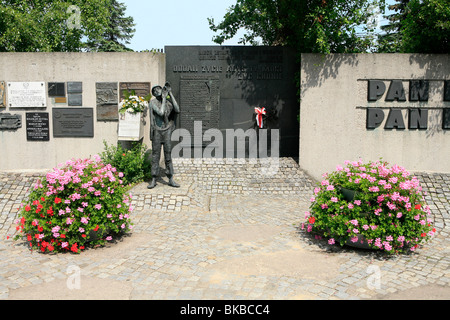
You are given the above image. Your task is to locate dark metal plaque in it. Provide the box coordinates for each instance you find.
[48,82,66,97]
[53,108,94,137]
[26,112,49,141]
[96,82,118,121]
[179,76,219,135]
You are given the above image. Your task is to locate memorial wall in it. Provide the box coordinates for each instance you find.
[299,53,450,181]
[0,52,165,171]
[165,46,299,158]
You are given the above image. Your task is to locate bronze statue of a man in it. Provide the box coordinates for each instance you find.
[147,82,180,189]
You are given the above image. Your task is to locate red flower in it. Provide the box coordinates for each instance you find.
[415,204,421,210]
[82,234,87,238]
[70,243,78,253]
[25,205,31,212]
[41,197,45,202]
[40,246,46,252]
[61,234,66,238]
[32,200,39,206]
[27,234,32,241]
[54,197,62,204]
[38,226,44,232]
[48,245,54,251]
[421,233,427,237]
[93,225,99,232]
[308,216,316,224]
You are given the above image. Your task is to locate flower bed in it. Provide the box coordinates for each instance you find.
[13,155,133,253]
[303,159,436,254]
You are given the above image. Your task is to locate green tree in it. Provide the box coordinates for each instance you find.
[208,0,385,54]
[376,0,410,52]
[86,0,136,52]
[0,0,110,52]
[401,0,449,53]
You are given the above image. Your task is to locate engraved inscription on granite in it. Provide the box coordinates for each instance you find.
[7,82,46,108]
[53,108,94,137]
[96,82,118,121]
[0,113,22,130]
[48,82,66,97]
[26,112,49,141]
[0,81,6,107]
[166,46,299,157]
[119,82,151,100]
[68,93,82,106]
[67,82,83,94]
[179,76,219,136]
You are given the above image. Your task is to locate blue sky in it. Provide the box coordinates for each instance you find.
[122,0,244,51]
[122,0,392,52]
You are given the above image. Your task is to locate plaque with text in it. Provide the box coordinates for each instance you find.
[96,82,118,121]
[179,76,220,136]
[7,82,46,108]
[67,82,83,94]
[53,108,94,137]
[68,93,82,106]
[26,112,49,141]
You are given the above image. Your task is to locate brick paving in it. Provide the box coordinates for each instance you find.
[0,158,449,300]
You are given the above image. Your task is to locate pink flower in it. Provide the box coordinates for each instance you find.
[106,236,112,241]
[81,217,89,224]
[82,202,88,208]
[362,225,369,230]
[328,238,335,245]
[350,219,358,226]
[369,186,379,192]
[66,218,73,225]
[61,242,68,248]
[396,212,403,218]
[94,204,102,210]
[326,185,335,191]
[354,200,361,206]
[331,197,338,203]
[348,203,354,209]
[79,227,85,233]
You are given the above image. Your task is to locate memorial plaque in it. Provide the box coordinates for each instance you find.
[26,112,49,141]
[0,113,22,130]
[179,76,220,136]
[96,82,118,121]
[165,46,299,157]
[0,81,6,107]
[7,82,46,108]
[67,82,83,94]
[68,93,82,106]
[53,108,94,137]
[119,82,151,100]
[48,82,66,97]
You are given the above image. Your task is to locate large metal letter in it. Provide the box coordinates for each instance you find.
[368,80,386,101]
[366,108,385,129]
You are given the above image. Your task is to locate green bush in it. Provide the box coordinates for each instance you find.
[100,141,151,186]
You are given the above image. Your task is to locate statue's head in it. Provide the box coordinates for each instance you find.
[152,85,162,97]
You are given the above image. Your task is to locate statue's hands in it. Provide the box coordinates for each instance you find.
[164,82,172,93]
[162,86,169,97]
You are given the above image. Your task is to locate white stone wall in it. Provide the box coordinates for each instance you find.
[0,52,165,171]
[299,53,450,181]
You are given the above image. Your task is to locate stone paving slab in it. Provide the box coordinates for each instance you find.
[0,159,449,300]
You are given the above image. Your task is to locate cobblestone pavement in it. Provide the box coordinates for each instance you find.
[0,158,449,300]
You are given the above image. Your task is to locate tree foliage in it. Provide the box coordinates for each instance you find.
[400,0,449,53]
[0,0,134,52]
[208,0,384,54]
[86,0,136,52]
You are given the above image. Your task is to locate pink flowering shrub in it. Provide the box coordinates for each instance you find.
[13,155,133,253]
[303,159,435,254]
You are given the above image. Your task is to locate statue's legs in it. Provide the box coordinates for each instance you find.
[162,130,179,188]
[147,132,162,189]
